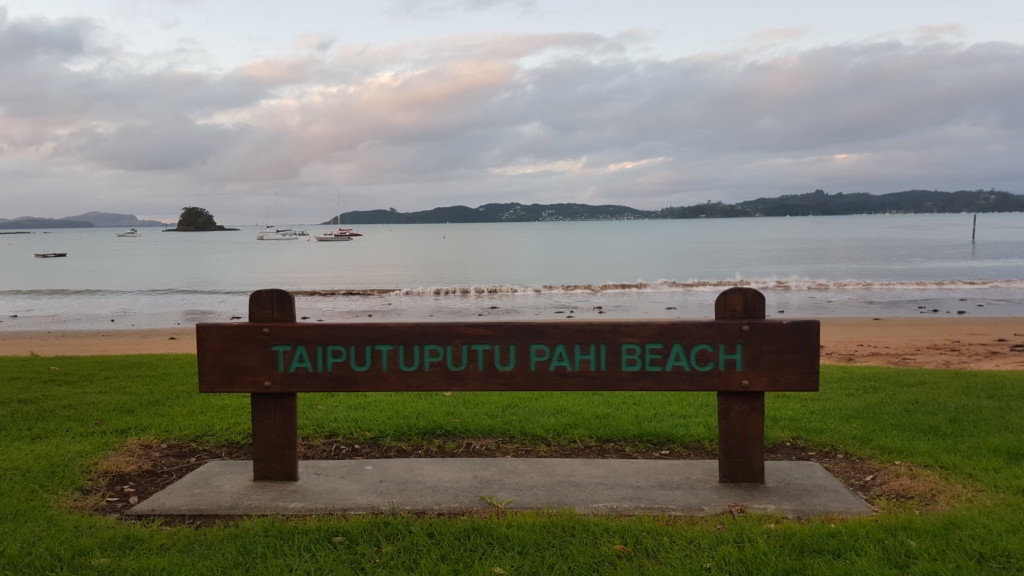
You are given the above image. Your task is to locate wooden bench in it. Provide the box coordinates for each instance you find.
[196,287,819,484]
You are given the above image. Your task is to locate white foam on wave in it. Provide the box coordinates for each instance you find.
[291,277,1024,297]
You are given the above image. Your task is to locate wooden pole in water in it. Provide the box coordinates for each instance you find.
[972,214,977,242]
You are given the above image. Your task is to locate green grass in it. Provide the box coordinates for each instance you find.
[1,354,1022,575]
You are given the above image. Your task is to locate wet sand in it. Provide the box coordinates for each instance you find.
[2,318,1022,370]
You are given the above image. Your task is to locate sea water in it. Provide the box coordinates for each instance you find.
[2,213,1022,330]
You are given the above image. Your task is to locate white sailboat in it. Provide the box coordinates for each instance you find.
[313,192,362,242]
[257,225,300,240]
[257,193,303,240]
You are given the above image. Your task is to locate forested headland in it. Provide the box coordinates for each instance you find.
[331,189,1023,224]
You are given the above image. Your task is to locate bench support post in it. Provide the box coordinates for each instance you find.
[715,288,766,483]
[249,289,299,481]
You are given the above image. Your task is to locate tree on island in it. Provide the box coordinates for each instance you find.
[168,206,236,231]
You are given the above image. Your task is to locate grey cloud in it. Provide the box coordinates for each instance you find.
[703,42,1024,152]
[494,42,1024,188]
[0,7,96,64]
[0,9,103,118]
[64,117,239,171]
[514,41,1024,155]
[2,7,1023,219]
[98,68,283,118]
[217,38,1024,208]
[0,11,283,122]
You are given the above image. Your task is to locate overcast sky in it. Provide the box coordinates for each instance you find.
[2,1,1022,224]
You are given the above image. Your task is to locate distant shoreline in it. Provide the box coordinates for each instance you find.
[5,190,1022,228]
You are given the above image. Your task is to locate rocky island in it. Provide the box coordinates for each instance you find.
[163,207,238,231]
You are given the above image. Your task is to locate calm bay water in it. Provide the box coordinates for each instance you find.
[2,213,1022,330]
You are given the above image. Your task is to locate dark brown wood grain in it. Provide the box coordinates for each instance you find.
[197,319,818,393]
[715,288,766,483]
[247,289,299,482]
[196,287,820,485]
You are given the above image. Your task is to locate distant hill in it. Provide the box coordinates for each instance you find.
[0,217,94,230]
[0,212,166,230]
[323,190,1022,225]
[325,202,653,225]
[657,189,1024,219]
[63,211,166,228]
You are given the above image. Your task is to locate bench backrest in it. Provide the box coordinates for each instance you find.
[198,319,818,393]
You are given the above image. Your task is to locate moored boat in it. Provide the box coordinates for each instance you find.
[313,190,362,242]
[257,226,300,240]
[257,193,305,240]
[312,228,362,241]
[34,252,67,258]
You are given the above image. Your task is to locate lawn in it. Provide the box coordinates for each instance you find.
[1,354,1021,575]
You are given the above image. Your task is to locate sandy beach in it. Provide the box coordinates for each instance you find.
[2,317,1022,370]
[816,317,1024,370]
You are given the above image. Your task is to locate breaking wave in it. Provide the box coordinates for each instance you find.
[5,278,1023,300]
[294,278,1024,297]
